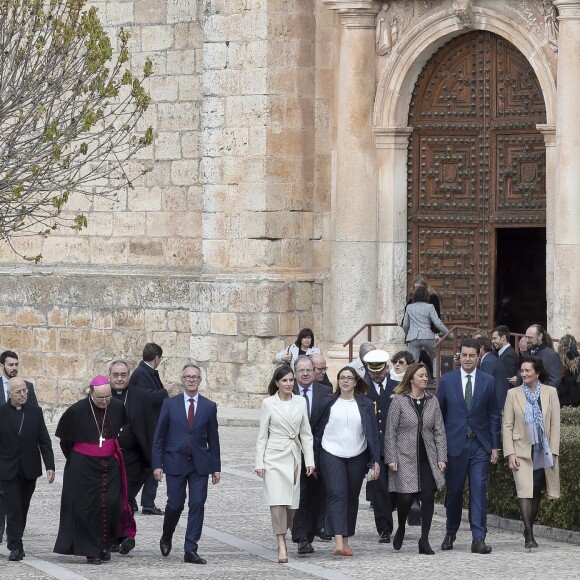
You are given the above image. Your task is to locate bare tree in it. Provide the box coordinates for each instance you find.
[0,0,152,261]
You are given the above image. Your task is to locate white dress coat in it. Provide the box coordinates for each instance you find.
[255,392,314,508]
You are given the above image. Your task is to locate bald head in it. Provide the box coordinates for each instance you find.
[8,377,28,407]
[309,353,327,383]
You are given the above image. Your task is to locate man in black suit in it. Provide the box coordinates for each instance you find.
[363,349,397,543]
[0,378,55,561]
[291,355,332,555]
[491,326,519,386]
[479,338,509,412]
[0,350,38,544]
[128,343,176,515]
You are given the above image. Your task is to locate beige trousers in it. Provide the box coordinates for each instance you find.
[270,506,295,535]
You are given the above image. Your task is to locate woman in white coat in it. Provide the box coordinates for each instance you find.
[275,328,321,369]
[255,365,315,563]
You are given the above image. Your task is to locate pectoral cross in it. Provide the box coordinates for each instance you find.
[99,435,105,448]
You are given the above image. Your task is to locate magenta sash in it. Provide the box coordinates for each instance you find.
[72,440,136,539]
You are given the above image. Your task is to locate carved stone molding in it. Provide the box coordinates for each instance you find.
[375,1,415,55]
[452,0,474,29]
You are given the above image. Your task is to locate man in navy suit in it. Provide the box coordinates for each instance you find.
[153,363,221,565]
[437,339,500,554]
[479,338,509,412]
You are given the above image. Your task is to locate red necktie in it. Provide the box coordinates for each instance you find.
[188,398,195,428]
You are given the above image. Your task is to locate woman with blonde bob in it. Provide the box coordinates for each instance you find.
[385,363,447,555]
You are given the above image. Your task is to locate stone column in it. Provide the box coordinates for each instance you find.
[552,1,580,337]
[323,2,380,345]
[374,126,412,347]
[537,124,556,331]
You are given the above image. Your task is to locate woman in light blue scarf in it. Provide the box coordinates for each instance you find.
[502,357,560,551]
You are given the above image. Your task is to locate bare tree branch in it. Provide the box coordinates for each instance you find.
[0,0,153,261]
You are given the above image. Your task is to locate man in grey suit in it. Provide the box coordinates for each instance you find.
[291,356,332,554]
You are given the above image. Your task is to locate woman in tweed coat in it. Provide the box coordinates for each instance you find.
[385,363,447,555]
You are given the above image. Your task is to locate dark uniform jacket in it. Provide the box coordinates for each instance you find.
[364,374,397,459]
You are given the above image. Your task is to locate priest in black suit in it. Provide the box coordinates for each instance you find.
[0,350,39,545]
[127,343,176,514]
[0,378,55,561]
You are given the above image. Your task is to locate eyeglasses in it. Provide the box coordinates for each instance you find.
[296,369,313,374]
[111,373,128,379]
[182,375,202,382]
[338,376,355,382]
[92,395,111,401]
[314,366,328,372]
[11,389,28,396]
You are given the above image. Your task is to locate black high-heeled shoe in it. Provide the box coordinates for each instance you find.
[393,527,405,551]
[418,538,435,555]
[524,531,538,551]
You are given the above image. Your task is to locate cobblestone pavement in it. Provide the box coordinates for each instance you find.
[1,421,578,580]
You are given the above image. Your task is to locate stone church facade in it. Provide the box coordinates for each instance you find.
[0,0,577,407]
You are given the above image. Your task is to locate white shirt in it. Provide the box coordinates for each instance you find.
[373,378,387,396]
[183,391,198,418]
[2,376,9,402]
[498,344,510,357]
[460,368,477,397]
[322,398,367,458]
[298,383,313,415]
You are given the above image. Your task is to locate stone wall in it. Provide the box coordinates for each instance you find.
[0,0,332,407]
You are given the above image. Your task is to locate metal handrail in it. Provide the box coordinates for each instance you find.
[342,323,402,362]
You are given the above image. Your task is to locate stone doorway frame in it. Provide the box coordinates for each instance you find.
[372,8,556,339]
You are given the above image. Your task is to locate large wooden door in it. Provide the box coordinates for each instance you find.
[407,32,546,328]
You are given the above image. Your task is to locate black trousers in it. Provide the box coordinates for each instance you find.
[140,470,159,508]
[0,481,5,537]
[292,460,326,543]
[122,448,147,506]
[368,459,394,534]
[319,449,368,537]
[2,477,36,551]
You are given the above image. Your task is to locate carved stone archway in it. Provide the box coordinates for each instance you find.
[372,5,557,338]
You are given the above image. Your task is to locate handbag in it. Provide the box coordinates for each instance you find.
[366,467,376,481]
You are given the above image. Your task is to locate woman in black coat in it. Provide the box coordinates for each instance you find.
[314,366,380,557]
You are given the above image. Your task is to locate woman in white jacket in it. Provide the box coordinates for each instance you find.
[255,365,315,563]
[275,328,321,369]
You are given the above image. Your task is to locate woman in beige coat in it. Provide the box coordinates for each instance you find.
[255,366,315,563]
[503,356,560,551]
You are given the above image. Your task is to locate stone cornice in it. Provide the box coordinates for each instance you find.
[322,0,380,26]
[553,0,580,18]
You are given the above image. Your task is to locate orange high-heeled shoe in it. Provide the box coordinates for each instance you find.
[342,548,353,557]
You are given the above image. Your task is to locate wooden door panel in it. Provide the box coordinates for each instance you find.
[407,32,546,329]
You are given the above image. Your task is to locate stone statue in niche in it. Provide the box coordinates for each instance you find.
[540,0,559,51]
[376,1,414,56]
[452,0,474,29]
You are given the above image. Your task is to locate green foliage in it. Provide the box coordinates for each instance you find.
[0,0,153,257]
[437,423,580,531]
